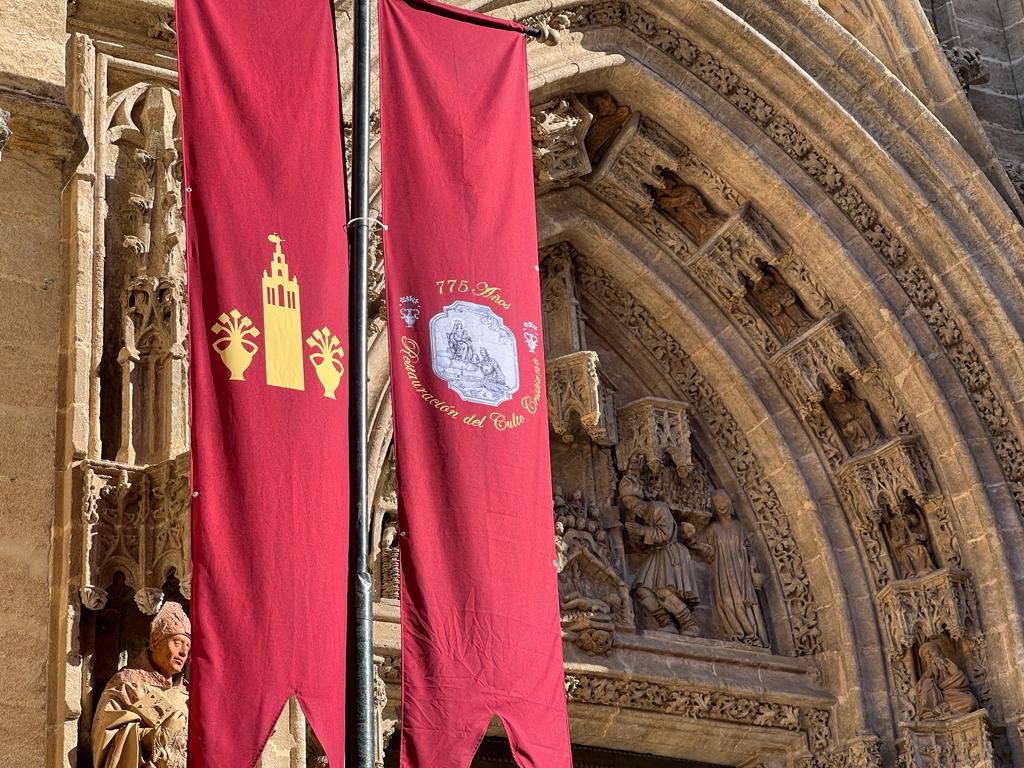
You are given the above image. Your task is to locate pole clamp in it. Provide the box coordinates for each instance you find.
[347,216,389,231]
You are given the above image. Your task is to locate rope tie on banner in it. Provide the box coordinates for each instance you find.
[347,216,389,231]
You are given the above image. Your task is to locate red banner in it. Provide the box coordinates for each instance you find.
[379,1,572,765]
[176,1,348,765]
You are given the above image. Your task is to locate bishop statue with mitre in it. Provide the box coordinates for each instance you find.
[92,601,191,768]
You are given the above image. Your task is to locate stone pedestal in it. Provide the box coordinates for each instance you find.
[898,710,995,768]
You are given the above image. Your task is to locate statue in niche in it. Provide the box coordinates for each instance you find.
[913,641,979,719]
[825,385,880,454]
[748,266,814,341]
[583,92,631,163]
[703,490,768,647]
[653,173,726,243]
[619,473,711,635]
[92,602,190,768]
[886,496,936,578]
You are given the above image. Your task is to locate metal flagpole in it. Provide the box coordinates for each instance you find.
[348,0,374,757]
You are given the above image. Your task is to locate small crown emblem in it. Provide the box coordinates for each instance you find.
[522,320,540,354]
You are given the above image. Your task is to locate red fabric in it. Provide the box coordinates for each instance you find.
[176,1,348,765]
[379,1,572,766]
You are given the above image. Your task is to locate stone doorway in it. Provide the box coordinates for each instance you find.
[384,736,728,766]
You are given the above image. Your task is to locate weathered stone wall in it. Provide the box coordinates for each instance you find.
[0,0,81,762]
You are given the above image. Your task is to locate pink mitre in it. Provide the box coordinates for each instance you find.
[150,601,192,647]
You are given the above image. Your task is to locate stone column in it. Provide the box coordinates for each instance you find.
[0,0,87,764]
[255,697,308,768]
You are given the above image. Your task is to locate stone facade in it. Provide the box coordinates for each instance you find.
[4,0,1024,766]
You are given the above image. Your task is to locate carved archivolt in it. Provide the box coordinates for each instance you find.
[537,0,1024,520]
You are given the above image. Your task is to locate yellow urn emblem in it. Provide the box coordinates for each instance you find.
[209,232,344,399]
[307,327,345,399]
[211,309,260,380]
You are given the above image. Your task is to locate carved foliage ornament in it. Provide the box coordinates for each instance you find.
[549,0,1024,517]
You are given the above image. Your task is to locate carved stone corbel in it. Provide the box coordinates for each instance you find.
[835,437,940,519]
[615,397,692,476]
[771,313,876,409]
[531,96,593,191]
[684,203,786,307]
[878,568,980,655]
[942,45,990,90]
[547,351,617,445]
[898,710,996,768]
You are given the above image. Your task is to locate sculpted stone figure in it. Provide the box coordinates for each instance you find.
[825,386,880,454]
[888,504,935,578]
[584,92,631,163]
[654,174,725,243]
[620,473,710,635]
[92,602,190,768]
[749,267,813,341]
[913,641,978,719]
[705,490,768,647]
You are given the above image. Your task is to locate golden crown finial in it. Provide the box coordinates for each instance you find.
[268,232,285,258]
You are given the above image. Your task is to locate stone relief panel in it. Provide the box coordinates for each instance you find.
[102,82,189,467]
[77,453,191,616]
[561,243,823,655]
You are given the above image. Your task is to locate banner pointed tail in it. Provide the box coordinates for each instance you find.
[175,1,349,765]
[379,1,572,765]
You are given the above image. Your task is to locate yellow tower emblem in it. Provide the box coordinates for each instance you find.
[262,233,305,390]
[209,231,344,399]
